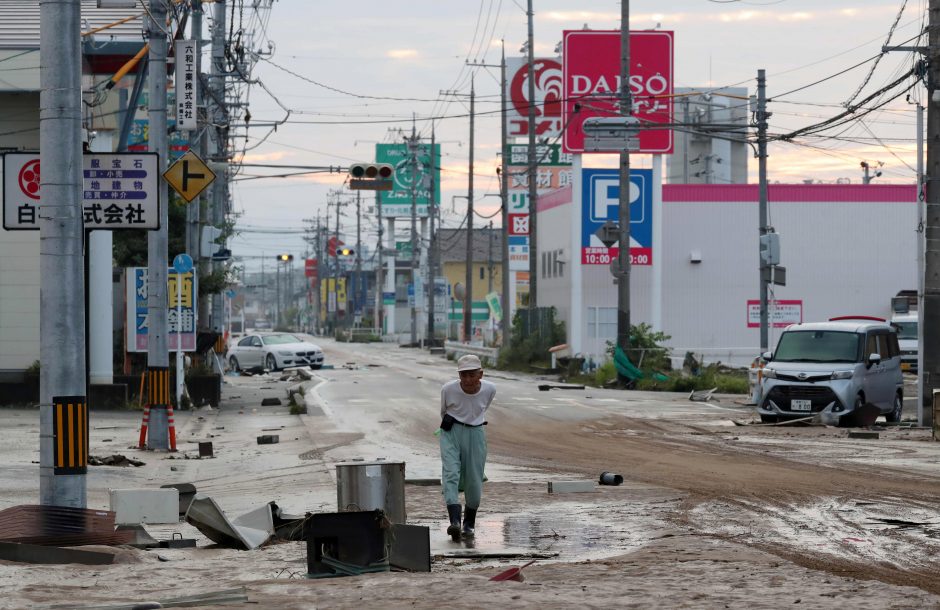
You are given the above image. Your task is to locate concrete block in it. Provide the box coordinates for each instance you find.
[547,480,595,494]
[109,488,179,525]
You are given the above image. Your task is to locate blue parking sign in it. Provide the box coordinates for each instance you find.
[581,168,652,265]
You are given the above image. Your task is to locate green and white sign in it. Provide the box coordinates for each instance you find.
[505,143,573,167]
[376,143,441,218]
[395,241,413,261]
[485,291,503,323]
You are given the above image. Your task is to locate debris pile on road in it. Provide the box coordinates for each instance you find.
[88,454,145,467]
[0,505,133,546]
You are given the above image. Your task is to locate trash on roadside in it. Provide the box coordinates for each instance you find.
[198,441,214,458]
[598,471,623,486]
[537,384,586,391]
[689,387,718,402]
[547,480,595,494]
[158,532,197,548]
[305,510,392,578]
[260,397,282,406]
[271,502,306,541]
[0,505,133,546]
[490,559,537,582]
[115,524,159,549]
[89,454,145,467]
[257,434,280,445]
[840,403,881,428]
[109,488,179,525]
[0,541,114,565]
[185,494,274,550]
[848,431,879,440]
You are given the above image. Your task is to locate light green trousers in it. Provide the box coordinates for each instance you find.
[440,423,487,508]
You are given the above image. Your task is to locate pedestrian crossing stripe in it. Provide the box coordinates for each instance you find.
[53,396,87,475]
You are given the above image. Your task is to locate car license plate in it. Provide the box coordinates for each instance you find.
[791,399,812,411]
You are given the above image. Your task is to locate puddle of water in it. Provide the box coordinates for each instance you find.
[416,501,671,563]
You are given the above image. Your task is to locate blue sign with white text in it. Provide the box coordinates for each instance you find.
[581,168,652,265]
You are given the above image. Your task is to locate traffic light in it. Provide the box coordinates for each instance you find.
[337,247,355,257]
[348,163,394,191]
[277,253,294,262]
[349,163,393,179]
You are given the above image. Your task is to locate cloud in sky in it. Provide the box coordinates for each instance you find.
[386,49,418,59]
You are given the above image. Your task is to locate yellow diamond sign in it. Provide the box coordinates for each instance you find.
[163,150,216,203]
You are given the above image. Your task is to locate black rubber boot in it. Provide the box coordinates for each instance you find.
[462,507,477,538]
[446,504,462,541]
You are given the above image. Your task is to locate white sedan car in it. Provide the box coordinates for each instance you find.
[226,333,324,372]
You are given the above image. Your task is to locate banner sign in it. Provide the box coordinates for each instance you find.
[3,152,160,231]
[581,168,652,265]
[563,30,674,154]
[375,143,441,218]
[508,235,529,271]
[505,57,563,138]
[174,39,197,131]
[747,300,803,328]
[126,267,197,352]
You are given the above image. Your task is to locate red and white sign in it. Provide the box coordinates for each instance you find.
[505,57,563,137]
[509,214,529,236]
[747,300,803,328]
[562,30,674,154]
[304,258,317,279]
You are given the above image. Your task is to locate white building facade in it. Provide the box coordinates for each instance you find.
[538,175,918,367]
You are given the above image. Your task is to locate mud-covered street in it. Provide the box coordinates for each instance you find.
[3,339,940,608]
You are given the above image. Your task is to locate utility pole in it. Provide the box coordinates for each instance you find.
[525,0,538,311]
[465,76,476,341]
[408,121,419,345]
[924,0,940,427]
[375,191,383,334]
[917,101,926,425]
[756,69,771,354]
[427,126,437,343]
[355,189,362,323]
[615,1,633,364]
[209,0,228,337]
[39,0,86,506]
[499,43,511,345]
[146,0,170,451]
[334,196,341,330]
[187,0,203,261]
[275,260,281,327]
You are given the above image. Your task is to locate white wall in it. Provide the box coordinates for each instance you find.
[540,182,918,367]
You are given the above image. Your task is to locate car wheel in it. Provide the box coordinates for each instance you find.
[265,354,278,371]
[760,414,778,424]
[229,356,240,372]
[886,392,903,423]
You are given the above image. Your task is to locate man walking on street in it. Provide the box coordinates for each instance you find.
[440,354,496,541]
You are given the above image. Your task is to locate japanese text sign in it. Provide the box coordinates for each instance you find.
[3,152,160,230]
[126,267,198,352]
[175,39,198,131]
[563,30,674,154]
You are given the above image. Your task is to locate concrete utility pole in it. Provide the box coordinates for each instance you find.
[408,122,419,345]
[525,0,538,311]
[355,189,362,321]
[756,69,771,354]
[39,0,86,506]
[333,196,341,330]
[375,191,383,334]
[924,0,940,427]
[499,42,511,345]
[465,76,476,341]
[615,1,633,361]
[427,126,437,343]
[146,0,170,451]
[209,0,227,336]
[187,0,203,260]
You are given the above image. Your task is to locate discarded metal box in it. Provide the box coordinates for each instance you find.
[199,441,214,457]
[389,523,430,572]
[305,510,390,577]
[257,434,280,445]
[336,460,406,523]
[109,488,179,525]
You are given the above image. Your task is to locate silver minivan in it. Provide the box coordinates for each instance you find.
[758,318,904,425]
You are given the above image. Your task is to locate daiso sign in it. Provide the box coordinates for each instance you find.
[563,30,674,154]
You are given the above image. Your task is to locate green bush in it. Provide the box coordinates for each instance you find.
[634,366,748,394]
[594,361,617,386]
[497,307,566,371]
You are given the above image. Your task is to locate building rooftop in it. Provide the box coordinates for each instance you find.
[437,227,504,264]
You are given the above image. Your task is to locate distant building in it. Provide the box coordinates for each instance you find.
[667,87,749,185]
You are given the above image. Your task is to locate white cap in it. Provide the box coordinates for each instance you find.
[457,354,483,372]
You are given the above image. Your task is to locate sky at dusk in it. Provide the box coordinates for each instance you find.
[226,1,926,269]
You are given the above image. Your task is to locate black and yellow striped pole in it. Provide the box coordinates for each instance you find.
[52,397,88,475]
[145,366,170,450]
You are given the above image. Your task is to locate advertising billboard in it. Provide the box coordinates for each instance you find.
[375,143,441,218]
[581,168,652,266]
[504,57,563,138]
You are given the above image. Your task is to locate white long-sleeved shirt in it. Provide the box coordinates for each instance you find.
[440,379,496,426]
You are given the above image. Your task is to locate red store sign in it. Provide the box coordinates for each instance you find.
[562,30,674,154]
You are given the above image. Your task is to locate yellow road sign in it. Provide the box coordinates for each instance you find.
[163,150,216,202]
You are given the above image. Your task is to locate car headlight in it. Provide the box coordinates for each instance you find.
[277,350,292,356]
[762,368,776,379]
[830,370,853,380]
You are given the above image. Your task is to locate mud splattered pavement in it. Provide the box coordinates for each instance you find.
[3,339,940,608]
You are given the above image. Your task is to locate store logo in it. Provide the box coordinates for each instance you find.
[18,159,40,199]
